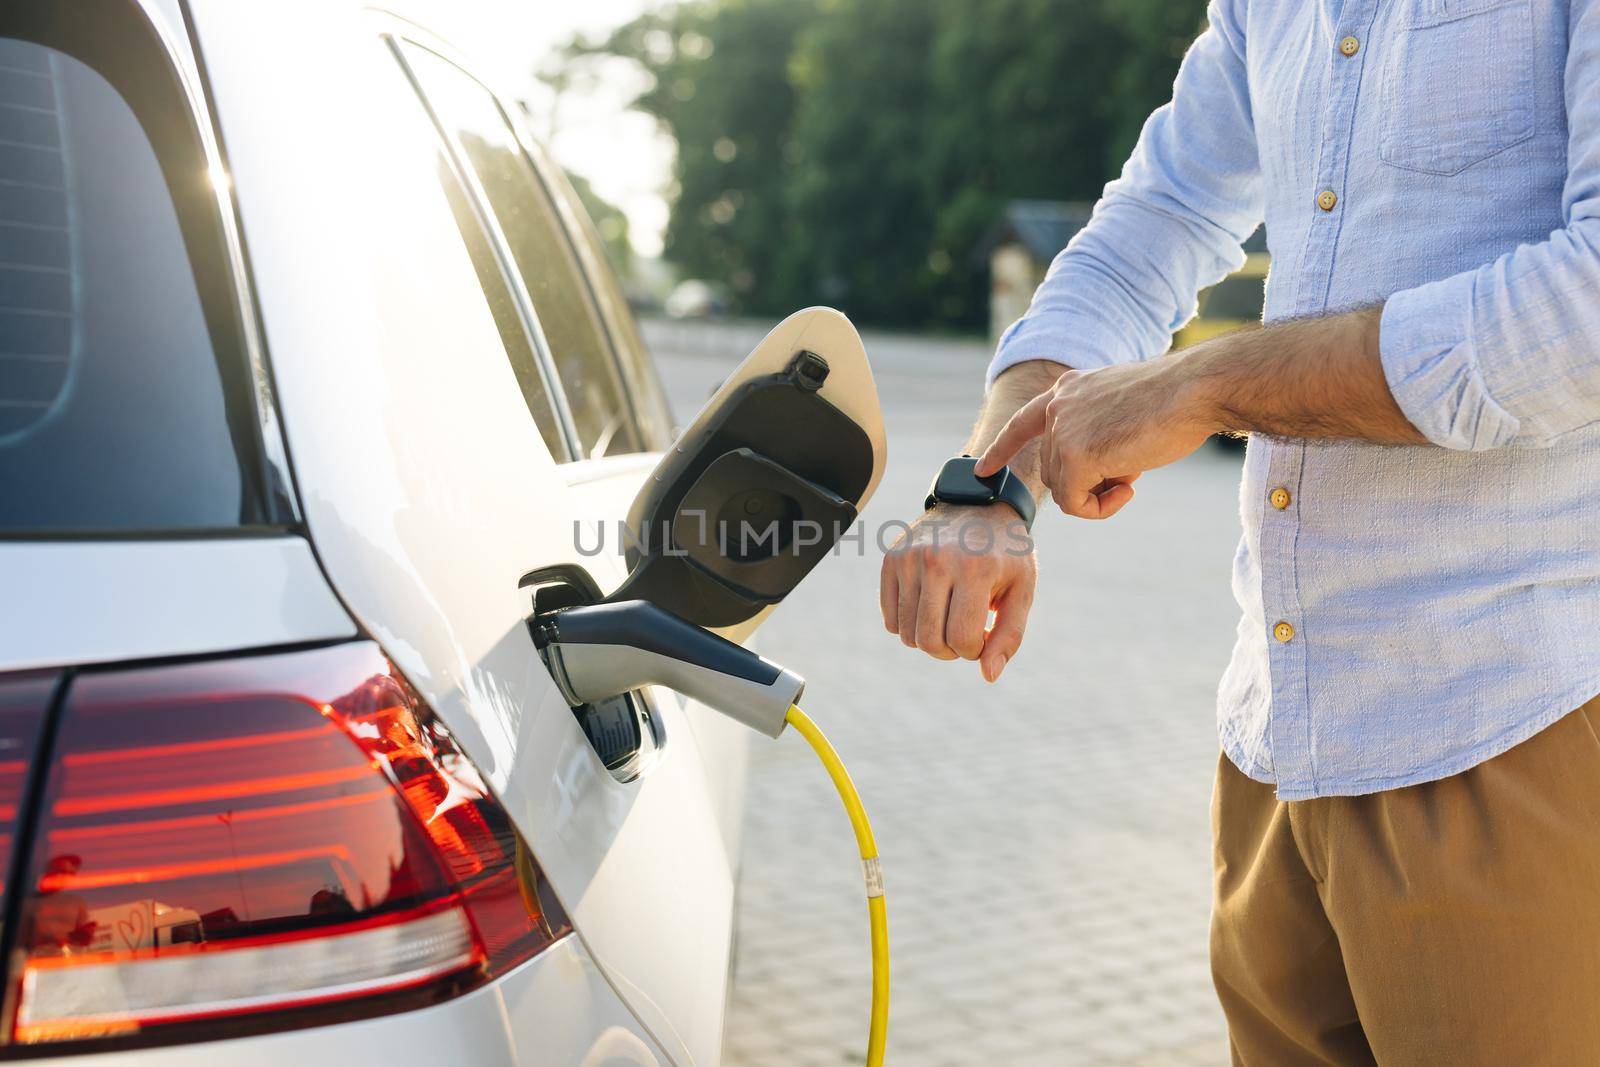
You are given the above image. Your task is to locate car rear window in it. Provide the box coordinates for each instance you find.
[0,21,273,534]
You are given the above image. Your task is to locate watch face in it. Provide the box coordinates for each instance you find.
[933,457,999,505]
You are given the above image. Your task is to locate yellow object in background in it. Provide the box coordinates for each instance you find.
[1173,250,1270,350]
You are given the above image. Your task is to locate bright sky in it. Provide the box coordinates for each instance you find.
[411,0,675,257]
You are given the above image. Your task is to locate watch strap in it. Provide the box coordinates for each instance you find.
[992,468,1036,530]
[924,457,1037,530]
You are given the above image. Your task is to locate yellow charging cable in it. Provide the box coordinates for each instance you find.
[783,704,888,1067]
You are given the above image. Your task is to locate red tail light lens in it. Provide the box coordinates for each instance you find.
[0,674,51,904]
[6,643,568,1047]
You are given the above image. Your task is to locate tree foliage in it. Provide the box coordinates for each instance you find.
[566,171,632,275]
[582,0,1206,330]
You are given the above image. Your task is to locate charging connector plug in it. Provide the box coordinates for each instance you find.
[531,600,804,738]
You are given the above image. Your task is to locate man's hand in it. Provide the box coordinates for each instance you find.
[976,360,1215,519]
[879,503,1035,682]
[976,307,1423,519]
[875,358,1058,681]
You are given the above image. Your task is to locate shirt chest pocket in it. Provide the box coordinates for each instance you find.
[1378,0,1534,175]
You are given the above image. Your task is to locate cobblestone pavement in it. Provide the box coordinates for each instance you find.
[649,321,1241,1067]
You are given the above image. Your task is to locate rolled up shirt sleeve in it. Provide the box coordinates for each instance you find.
[1379,0,1600,451]
[988,0,1264,386]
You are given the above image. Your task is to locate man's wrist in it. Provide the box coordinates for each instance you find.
[967,360,1065,495]
[1168,342,1231,436]
[922,500,1023,525]
[991,358,1068,397]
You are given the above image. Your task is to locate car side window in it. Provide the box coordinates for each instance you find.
[402,44,643,460]
[432,145,572,463]
[539,164,675,451]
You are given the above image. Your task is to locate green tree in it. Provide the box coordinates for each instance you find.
[779,0,939,326]
[918,0,1142,328]
[581,0,819,314]
[581,0,1207,329]
[1101,0,1210,168]
[565,171,633,276]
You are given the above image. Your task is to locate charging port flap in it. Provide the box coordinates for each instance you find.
[609,307,887,634]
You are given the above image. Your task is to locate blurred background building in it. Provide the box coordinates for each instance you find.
[977,206,1268,348]
[978,200,1093,343]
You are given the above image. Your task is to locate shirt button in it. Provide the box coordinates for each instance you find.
[1269,487,1292,510]
[1339,35,1360,56]
[1273,621,1296,643]
[1317,189,1339,211]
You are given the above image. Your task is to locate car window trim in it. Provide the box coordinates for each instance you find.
[558,451,658,489]
[386,34,585,463]
[176,0,302,526]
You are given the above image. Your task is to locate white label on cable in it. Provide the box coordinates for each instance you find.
[862,857,884,898]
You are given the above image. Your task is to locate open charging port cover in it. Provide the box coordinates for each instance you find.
[608,307,887,635]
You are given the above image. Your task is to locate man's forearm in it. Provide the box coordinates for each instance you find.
[1179,306,1426,444]
[964,360,1066,501]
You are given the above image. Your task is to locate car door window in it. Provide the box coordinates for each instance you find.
[377,39,570,462]
[432,142,571,462]
[402,44,642,460]
[539,164,675,450]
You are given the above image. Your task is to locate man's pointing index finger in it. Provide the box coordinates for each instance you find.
[975,390,1050,476]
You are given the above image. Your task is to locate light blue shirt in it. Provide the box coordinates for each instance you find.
[989,0,1600,799]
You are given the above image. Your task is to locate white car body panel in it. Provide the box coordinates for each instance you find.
[0,539,353,672]
[181,3,743,1062]
[20,936,667,1066]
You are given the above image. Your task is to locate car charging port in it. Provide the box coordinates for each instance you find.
[521,567,664,782]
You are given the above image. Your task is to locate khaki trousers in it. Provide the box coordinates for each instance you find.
[1211,699,1600,1065]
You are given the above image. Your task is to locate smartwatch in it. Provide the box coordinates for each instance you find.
[924,456,1036,530]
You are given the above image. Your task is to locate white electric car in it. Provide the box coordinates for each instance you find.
[0,2,891,1063]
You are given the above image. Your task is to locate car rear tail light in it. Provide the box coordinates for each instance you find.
[5,643,569,1047]
[0,674,51,904]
